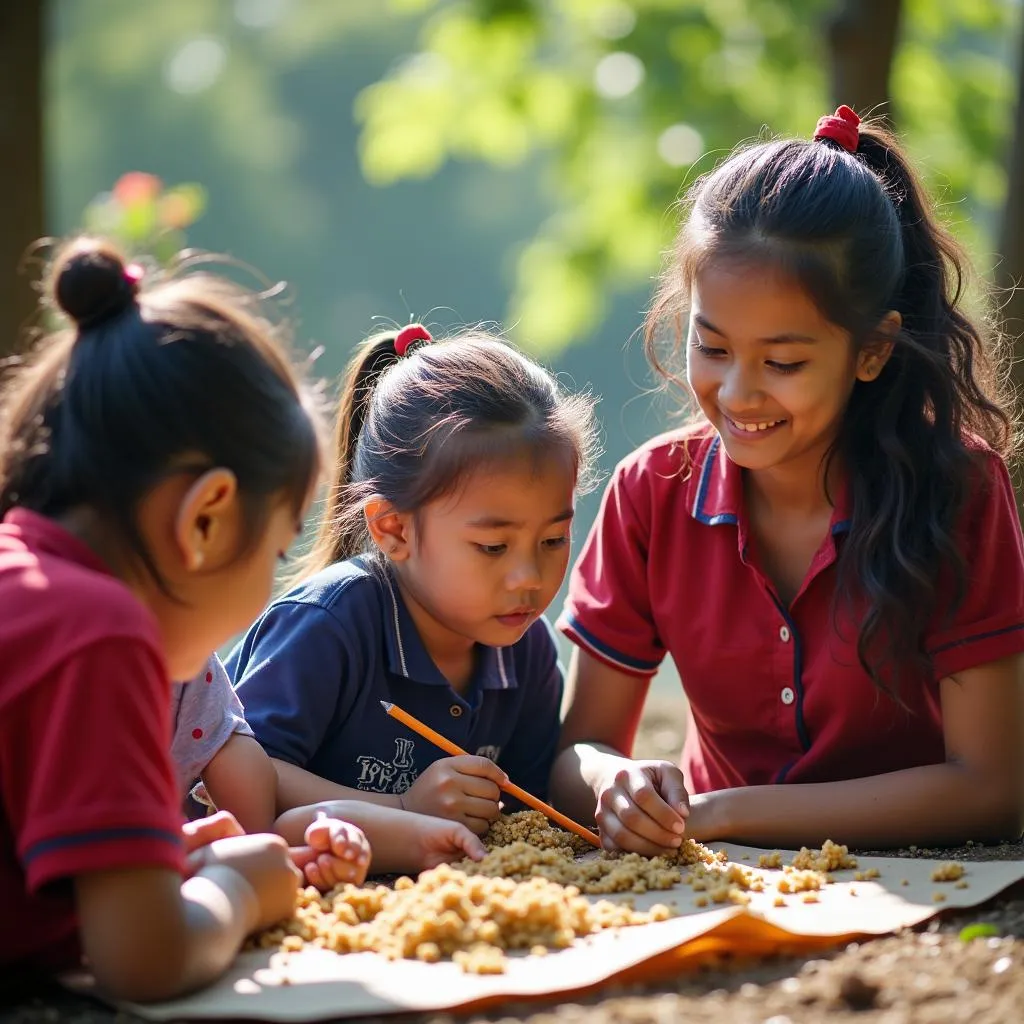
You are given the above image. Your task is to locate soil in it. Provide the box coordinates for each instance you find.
[5,694,1023,1024]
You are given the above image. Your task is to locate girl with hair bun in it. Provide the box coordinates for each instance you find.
[0,238,360,999]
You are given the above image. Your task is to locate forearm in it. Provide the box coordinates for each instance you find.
[701,762,1024,849]
[82,867,257,1004]
[173,867,258,996]
[275,800,425,875]
[202,735,277,834]
[272,759,402,815]
[549,743,631,824]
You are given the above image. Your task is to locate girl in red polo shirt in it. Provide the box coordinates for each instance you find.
[0,238,366,999]
[552,105,1024,854]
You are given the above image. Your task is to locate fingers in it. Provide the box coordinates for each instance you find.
[447,755,508,787]
[181,810,244,852]
[597,764,689,855]
[653,764,691,818]
[453,827,487,862]
[297,849,368,891]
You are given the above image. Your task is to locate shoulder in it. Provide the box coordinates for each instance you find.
[0,539,160,655]
[272,557,390,621]
[612,423,717,488]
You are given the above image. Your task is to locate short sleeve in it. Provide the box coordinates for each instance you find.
[6,638,184,893]
[170,654,254,796]
[495,618,563,801]
[926,454,1024,680]
[558,458,665,676]
[228,601,355,767]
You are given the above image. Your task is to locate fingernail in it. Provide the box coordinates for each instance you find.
[669,835,682,847]
[671,820,685,834]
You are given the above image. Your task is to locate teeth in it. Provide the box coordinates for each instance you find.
[732,419,783,432]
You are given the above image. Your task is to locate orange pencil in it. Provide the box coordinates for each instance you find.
[380,700,601,849]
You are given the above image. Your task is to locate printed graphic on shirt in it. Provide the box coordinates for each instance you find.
[355,737,418,794]
[354,739,505,794]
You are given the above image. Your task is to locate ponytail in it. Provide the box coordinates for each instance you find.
[301,333,402,573]
[646,113,1015,701]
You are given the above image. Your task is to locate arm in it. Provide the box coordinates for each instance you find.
[275,799,486,875]
[75,865,257,1002]
[272,757,403,814]
[201,734,278,834]
[690,654,1024,848]
[550,648,689,854]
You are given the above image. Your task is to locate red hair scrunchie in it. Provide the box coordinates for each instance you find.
[813,104,860,153]
[394,323,432,357]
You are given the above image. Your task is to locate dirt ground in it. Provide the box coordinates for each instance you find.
[5,694,1023,1024]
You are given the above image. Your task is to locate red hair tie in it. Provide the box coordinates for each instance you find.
[394,323,432,357]
[813,104,860,154]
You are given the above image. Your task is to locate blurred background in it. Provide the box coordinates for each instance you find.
[1,0,1023,707]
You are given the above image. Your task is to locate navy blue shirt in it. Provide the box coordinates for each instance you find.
[227,558,563,801]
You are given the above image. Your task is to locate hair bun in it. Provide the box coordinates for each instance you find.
[53,239,140,329]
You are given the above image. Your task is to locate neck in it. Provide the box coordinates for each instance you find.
[744,449,839,520]
[391,572,476,689]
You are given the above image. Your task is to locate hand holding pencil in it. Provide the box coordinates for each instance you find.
[381,700,601,848]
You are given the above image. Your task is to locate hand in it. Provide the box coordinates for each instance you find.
[595,758,690,856]
[289,813,372,891]
[189,832,302,932]
[401,755,507,835]
[406,812,488,870]
[181,811,245,877]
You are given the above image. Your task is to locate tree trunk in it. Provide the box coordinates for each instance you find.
[998,23,1024,394]
[825,0,903,120]
[0,1,45,361]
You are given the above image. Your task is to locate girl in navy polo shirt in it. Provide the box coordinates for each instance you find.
[230,327,598,835]
[552,105,1024,854]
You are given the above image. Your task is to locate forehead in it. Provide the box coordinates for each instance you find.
[690,259,842,339]
[431,453,576,519]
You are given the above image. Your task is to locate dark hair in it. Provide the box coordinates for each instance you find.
[302,329,599,574]
[644,118,1015,700]
[0,237,323,593]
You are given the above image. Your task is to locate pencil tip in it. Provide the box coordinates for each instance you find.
[379,700,393,712]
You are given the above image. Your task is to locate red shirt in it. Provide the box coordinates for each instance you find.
[560,429,1024,794]
[0,510,184,969]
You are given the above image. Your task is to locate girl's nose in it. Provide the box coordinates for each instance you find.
[507,556,543,591]
[718,364,762,409]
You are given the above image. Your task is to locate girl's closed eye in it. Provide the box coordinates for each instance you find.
[475,542,507,556]
[691,339,725,357]
[766,359,807,374]
[542,535,570,550]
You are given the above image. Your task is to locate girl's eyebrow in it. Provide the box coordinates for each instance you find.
[468,509,575,529]
[693,313,818,345]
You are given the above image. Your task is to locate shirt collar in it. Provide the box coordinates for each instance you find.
[688,433,853,537]
[379,569,518,691]
[2,508,114,576]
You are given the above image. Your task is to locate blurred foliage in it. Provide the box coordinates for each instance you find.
[357,0,1023,350]
[83,172,206,263]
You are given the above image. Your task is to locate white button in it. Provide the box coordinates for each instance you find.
[781,687,795,705]
[449,705,463,718]
[779,625,791,643]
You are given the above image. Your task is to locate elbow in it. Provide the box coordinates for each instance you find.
[971,775,1024,844]
[92,946,193,1004]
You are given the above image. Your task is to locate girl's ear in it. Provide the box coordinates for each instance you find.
[364,496,413,562]
[174,468,240,572]
[856,310,901,382]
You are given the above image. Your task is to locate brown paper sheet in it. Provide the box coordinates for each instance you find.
[68,844,1024,1021]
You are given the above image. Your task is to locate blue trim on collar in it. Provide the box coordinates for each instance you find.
[693,435,739,526]
[380,570,518,691]
[831,519,851,535]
